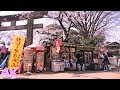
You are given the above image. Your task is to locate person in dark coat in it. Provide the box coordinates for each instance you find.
[76,51,85,71]
[102,53,110,71]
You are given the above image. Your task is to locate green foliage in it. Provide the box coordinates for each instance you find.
[67,29,105,46]
[68,29,81,44]
[83,36,105,46]
[0,41,5,44]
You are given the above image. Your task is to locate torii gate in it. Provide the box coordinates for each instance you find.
[0,11,48,46]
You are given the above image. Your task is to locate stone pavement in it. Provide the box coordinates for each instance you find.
[1,70,120,79]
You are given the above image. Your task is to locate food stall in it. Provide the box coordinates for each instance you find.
[45,41,99,72]
[51,46,64,72]
[23,44,45,73]
[49,42,76,72]
[63,43,99,70]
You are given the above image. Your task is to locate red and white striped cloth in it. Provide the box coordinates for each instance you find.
[55,38,62,53]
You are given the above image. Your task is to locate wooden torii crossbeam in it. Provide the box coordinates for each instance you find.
[0,11,48,46]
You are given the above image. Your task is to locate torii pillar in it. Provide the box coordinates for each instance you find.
[26,18,34,46]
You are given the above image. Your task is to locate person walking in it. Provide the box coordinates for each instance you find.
[76,51,85,71]
[99,51,104,70]
[102,53,110,71]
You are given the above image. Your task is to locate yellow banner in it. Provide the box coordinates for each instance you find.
[8,36,25,69]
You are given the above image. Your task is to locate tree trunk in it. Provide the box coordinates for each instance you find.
[63,33,69,43]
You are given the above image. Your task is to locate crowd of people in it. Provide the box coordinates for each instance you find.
[62,50,111,72]
[62,52,86,72]
[0,42,111,72]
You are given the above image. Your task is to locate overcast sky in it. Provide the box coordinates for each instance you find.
[0,11,120,43]
[0,11,57,27]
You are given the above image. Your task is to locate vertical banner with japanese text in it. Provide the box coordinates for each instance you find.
[8,36,25,69]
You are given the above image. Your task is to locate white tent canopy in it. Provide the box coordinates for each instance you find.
[27,44,36,48]
[27,44,45,51]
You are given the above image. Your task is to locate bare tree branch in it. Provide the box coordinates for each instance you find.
[45,11,119,44]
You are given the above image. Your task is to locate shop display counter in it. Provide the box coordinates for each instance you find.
[51,60,64,72]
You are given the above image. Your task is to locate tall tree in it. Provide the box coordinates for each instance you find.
[33,24,63,45]
[18,11,120,45]
[64,11,116,39]
[47,11,118,45]
[46,11,74,42]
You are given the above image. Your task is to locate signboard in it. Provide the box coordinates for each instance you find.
[36,52,44,71]
[8,36,25,69]
[65,48,69,53]
[70,48,75,52]
[52,47,57,55]
[108,56,117,65]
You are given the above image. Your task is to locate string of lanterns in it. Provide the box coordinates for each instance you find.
[63,44,99,50]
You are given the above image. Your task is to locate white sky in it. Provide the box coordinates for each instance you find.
[0,11,120,43]
[0,11,23,16]
[0,11,57,27]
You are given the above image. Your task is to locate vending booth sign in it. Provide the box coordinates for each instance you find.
[8,36,25,69]
[36,52,44,71]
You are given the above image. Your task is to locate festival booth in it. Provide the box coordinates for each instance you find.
[50,41,77,72]
[62,44,99,71]
[76,45,99,70]
[62,43,77,71]
[50,38,65,72]
[23,44,45,73]
[49,39,100,72]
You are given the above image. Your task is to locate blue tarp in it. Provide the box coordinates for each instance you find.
[0,55,9,69]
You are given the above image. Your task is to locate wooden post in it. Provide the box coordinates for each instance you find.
[11,21,16,26]
[26,18,34,46]
[0,22,1,27]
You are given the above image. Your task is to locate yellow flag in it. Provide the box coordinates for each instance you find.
[8,36,25,69]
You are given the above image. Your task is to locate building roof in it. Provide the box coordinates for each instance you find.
[106,42,120,46]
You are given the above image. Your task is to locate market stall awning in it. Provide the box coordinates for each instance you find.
[27,44,45,51]
[36,45,45,51]
[27,44,36,48]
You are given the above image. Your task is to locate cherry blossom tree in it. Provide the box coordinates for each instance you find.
[46,11,120,45]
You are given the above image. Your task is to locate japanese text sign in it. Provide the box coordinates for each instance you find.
[8,36,25,69]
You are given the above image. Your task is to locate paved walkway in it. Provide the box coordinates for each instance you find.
[1,70,120,79]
